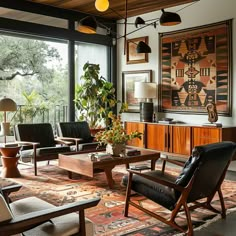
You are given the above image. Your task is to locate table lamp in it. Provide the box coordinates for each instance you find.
[0,96,17,143]
[134,82,157,122]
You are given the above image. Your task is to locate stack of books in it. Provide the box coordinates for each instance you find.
[94,152,112,160]
[126,149,141,156]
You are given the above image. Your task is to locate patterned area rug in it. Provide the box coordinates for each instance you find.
[1,162,236,236]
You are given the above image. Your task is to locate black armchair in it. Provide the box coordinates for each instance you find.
[56,121,103,151]
[122,141,236,236]
[13,123,72,176]
[0,184,100,236]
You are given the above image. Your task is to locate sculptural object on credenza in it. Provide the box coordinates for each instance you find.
[206,102,218,123]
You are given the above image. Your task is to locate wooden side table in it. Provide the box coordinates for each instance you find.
[0,146,21,178]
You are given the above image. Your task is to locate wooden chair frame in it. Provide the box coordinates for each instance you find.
[16,139,72,176]
[0,184,100,236]
[124,160,230,236]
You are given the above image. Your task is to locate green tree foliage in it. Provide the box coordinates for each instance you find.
[14,90,48,123]
[0,35,68,125]
[0,35,60,81]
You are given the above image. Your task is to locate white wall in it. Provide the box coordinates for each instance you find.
[117,0,236,125]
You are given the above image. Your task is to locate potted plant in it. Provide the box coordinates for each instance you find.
[74,62,120,133]
[95,112,142,156]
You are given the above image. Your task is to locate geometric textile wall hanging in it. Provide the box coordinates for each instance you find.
[159,20,232,116]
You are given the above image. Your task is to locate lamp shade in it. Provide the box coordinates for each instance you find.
[160,9,181,26]
[135,17,145,28]
[136,41,151,53]
[77,16,97,34]
[0,97,17,111]
[134,82,156,99]
[95,0,109,12]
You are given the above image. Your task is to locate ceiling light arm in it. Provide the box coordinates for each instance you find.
[124,0,128,55]
[117,19,159,40]
[176,1,199,12]
[108,7,126,20]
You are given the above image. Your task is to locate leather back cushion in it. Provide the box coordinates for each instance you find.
[57,122,93,143]
[14,123,55,148]
[175,141,236,201]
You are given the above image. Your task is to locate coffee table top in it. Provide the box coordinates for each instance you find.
[59,148,160,166]
[58,148,160,187]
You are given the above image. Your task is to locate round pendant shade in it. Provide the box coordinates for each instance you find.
[95,0,109,12]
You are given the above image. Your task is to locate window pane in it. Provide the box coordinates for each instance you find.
[75,42,108,81]
[0,34,69,135]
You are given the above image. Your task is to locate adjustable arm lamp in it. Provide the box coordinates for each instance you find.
[0,97,17,143]
[134,82,156,122]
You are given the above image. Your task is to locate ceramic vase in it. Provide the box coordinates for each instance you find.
[106,143,126,157]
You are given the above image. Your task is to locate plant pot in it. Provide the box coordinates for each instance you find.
[106,143,126,157]
[0,146,21,157]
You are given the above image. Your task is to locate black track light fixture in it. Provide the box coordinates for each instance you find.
[136,41,151,53]
[77,16,97,34]
[135,17,145,28]
[160,9,181,26]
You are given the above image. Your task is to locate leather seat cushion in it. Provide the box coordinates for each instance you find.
[20,146,70,158]
[122,170,177,210]
[10,196,94,236]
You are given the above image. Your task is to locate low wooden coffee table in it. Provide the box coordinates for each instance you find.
[58,149,160,188]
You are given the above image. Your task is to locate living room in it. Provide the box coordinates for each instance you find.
[1,0,236,235]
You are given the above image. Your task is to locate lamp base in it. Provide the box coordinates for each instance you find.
[1,122,10,136]
[140,102,153,122]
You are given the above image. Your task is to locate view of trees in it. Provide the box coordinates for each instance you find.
[0,35,68,126]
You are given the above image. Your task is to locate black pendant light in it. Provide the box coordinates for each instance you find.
[136,41,151,53]
[135,17,145,28]
[160,9,181,26]
[77,16,97,34]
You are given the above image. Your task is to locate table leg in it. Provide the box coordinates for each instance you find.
[150,158,158,170]
[68,171,72,179]
[104,167,115,189]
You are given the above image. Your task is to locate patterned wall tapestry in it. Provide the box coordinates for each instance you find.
[159,20,232,115]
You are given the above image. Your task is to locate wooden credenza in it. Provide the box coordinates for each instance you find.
[125,121,236,160]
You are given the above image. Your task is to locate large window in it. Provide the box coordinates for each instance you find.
[0,34,69,128]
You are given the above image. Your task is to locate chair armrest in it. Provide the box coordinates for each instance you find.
[127,169,184,192]
[1,184,22,205]
[0,197,100,236]
[56,137,83,143]
[1,184,22,194]
[54,138,74,145]
[15,141,40,148]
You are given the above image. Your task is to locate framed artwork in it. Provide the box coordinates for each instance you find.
[126,36,149,64]
[159,20,232,116]
[122,70,152,112]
